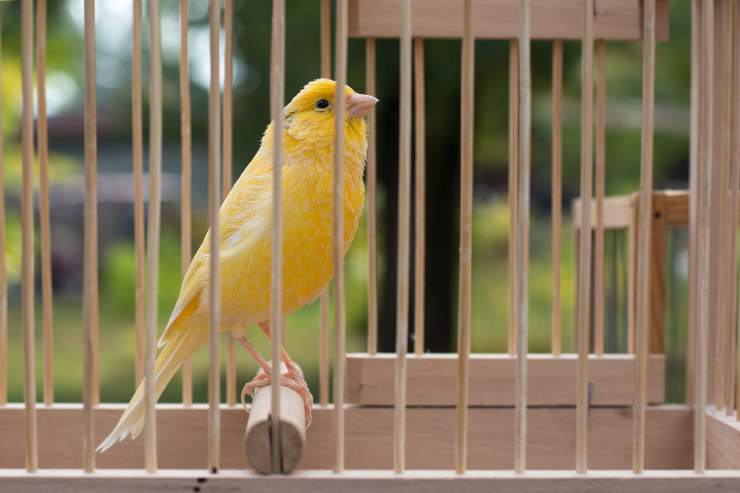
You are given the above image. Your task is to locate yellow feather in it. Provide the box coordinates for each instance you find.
[98,79,369,452]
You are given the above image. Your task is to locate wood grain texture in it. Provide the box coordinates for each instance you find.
[707,406,740,468]
[0,404,691,471]
[347,353,665,406]
[12,469,740,493]
[347,0,670,40]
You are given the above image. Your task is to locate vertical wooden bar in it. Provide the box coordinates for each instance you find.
[507,40,519,356]
[207,0,222,473]
[414,38,426,356]
[223,0,236,408]
[455,0,474,475]
[320,0,332,406]
[133,0,145,389]
[732,0,740,420]
[515,0,531,474]
[145,0,163,474]
[551,39,563,357]
[394,0,412,474]
[695,0,713,473]
[180,0,193,404]
[366,37,378,356]
[594,39,606,356]
[632,0,656,474]
[333,0,348,474]
[20,0,37,473]
[720,0,736,415]
[726,0,738,413]
[0,4,6,407]
[627,196,637,354]
[37,0,54,406]
[575,0,594,475]
[687,0,700,407]
[270,0,286,474]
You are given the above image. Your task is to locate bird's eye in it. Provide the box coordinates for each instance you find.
[315,98,330,110]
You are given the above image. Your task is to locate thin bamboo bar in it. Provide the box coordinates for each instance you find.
[733,0,740,421]
[0,5,6,407]
[319,0,332,406]
[207,0,222,472]
[37,0,54,406]
[145,0,163,473]
[394,0,412,474]
[333,0,349,474]
[133,0,145,389]
[180,0,193,404]
[715,0,733,412]
[507,40,519,356]
[223,0,236,408]
[632,0,656,474]
[575,0,594,475]
[687,0,700,407]
[550,39,563,357]
[20,0,37,473]
[695,0,714,473]
[724,0,740,416]
[514,0,531,474]
[414,38,426,356]
[455,0,474,475]
[270,0,286,474]
[366,37,378,356]
[594,39,606,356]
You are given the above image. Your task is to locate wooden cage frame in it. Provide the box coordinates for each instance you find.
[3,0,740,491]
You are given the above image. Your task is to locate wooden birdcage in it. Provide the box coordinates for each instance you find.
[3,0,740,491]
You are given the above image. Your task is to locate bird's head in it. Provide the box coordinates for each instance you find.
[280,79,378,162]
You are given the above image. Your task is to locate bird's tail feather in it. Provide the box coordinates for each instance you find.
[96,315,205,454]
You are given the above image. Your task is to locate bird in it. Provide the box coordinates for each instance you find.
[97,78,378,453]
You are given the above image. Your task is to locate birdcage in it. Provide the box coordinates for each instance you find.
[3,0,740,491]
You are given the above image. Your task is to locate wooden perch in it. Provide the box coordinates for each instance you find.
[244,363,306,474]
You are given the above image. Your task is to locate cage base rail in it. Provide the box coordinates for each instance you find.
[3,469,740,493]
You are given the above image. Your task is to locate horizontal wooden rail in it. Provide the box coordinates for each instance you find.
[707,407,740,468]
[572,191,695,230]
[0,404,689,471]
[346,353,665,406]
[348,0,670,40]
[9,469,740,493]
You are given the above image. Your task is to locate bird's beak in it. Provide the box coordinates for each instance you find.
[347,93,379,118]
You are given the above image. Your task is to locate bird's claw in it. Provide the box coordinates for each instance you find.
[241,361,313,428]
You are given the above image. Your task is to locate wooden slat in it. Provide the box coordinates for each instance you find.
[571,195,633,229]
[223,0,236,408]
[13,469,740,493]
[20,0,37,472]
[145,0,163,473]
[0,3,6,406]
[647,194,666,355]
[37,0,54,406]
[633,0,657,472]
[695,0,714,472]
[413,37,426,356]
[270,0,286,474]
[347,0,670,40]
[347,353,665,406]
[550,39,563,357]
[514,0,531,472]
[455,0,474,474]
[207,0,221,472]
[0,405,692,471]
[133,0,146,389]
[179,0,193,406]
[365,37,378,356]
[394,0,412,474]
[333,0,349,473]
[708,406,740,468]
[733,0,740,422]
[575,0,594,474]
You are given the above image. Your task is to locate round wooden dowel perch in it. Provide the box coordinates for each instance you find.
[244,363,306,475]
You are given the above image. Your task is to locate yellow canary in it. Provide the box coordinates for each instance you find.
[98,79,378,452]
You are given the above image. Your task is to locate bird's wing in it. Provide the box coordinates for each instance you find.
[158,151,274,346]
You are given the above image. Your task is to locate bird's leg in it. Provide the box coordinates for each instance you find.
[234,333,273,408]
[257,321,314,427]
